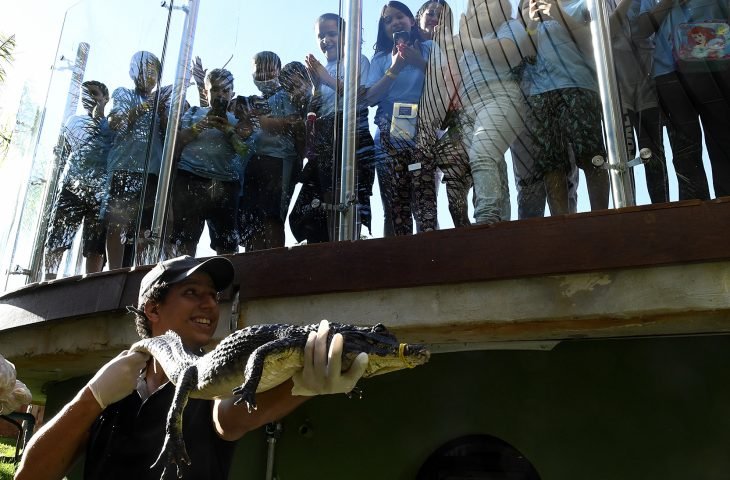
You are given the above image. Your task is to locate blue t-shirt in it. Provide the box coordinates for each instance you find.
[319,54,371,117]
[61,114,112,183]
[107,87,166,174]
[640,0,730,76]
[253,88,297,160]
[178,107,240,181]
[367,40,434,124]
[526,0,599,95]
[459,19,530,97]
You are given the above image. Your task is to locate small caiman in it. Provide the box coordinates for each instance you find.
[130,322,430,479]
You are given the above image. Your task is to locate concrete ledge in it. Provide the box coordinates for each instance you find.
[241,260,730,342]
[5,260,730,403]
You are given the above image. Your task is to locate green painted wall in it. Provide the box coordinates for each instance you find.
[45,335,730,479]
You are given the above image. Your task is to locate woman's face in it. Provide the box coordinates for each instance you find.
[419,3,443,36]
[316,18,342,62]
[382,5,416,38]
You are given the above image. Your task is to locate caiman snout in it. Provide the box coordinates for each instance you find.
[399,343,430,368]
[360,342,430,377]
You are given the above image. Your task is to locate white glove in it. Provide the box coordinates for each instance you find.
[291,320,369,396]
[87,351,149,409]
[0,354,33,414]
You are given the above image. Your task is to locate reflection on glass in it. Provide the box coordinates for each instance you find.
[237,51,296,251]
[418,1,473,229]
[457,0,531,224]
[4,0,730,289]
[43,80,111,280]
[105,51,169,269]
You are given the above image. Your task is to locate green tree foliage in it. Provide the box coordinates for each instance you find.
[0,33,16,157]
[0,34,15,84]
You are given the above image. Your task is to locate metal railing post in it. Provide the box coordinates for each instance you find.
[337,0,363,241]
[586,0,635,208]
[146,0,200,261]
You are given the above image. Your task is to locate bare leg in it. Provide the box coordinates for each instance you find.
[106,225,125,270]
[544,170,571,216]
[249,218,285,251]
[44,250,64,280]
[84,253,104,274]
[584,167,610,211]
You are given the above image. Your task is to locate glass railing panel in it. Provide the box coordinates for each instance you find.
[3,0,728,286]
[0,0,185,286]
[608,0,728,205]
[166,0,351,256]
[437,0,614,220]
[153,0,730,256]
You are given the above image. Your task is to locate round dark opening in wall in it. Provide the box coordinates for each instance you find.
[416,434,541,480]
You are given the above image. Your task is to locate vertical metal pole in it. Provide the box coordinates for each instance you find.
[147,0,200,261]
[264,422,282,480]
[337,0,363,241]
[586,0,635,208]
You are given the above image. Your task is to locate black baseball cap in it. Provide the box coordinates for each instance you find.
[137,255,235,307]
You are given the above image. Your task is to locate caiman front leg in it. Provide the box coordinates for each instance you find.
[151,365,198,479]
[231,339,297,412]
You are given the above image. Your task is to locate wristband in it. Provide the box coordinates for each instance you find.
[385,68,399,80]
[190,123,201,136]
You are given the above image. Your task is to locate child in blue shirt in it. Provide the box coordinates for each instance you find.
[239,51,299,251]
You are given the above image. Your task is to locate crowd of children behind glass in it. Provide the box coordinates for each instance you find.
[43,0,730,279]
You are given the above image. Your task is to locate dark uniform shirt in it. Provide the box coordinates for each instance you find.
[84,382,236,479]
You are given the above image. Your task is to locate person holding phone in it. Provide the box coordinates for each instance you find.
[167,68,252,257]
[105,51,171,269]
[366,1,437,236]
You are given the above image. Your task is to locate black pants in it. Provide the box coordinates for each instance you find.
[655,69,730,200]
[625,107,669,204]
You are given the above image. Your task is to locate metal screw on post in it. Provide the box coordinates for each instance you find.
[592,148,652,171]
[627,148,652,167]
[8,265,31,276]
[309,194,356,213]
[160,1,187,11]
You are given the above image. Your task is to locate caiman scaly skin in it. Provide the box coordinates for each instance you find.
[130,322,430,479]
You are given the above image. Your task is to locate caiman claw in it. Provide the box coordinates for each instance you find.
[151,435,191,479]
[231,384,258,413]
